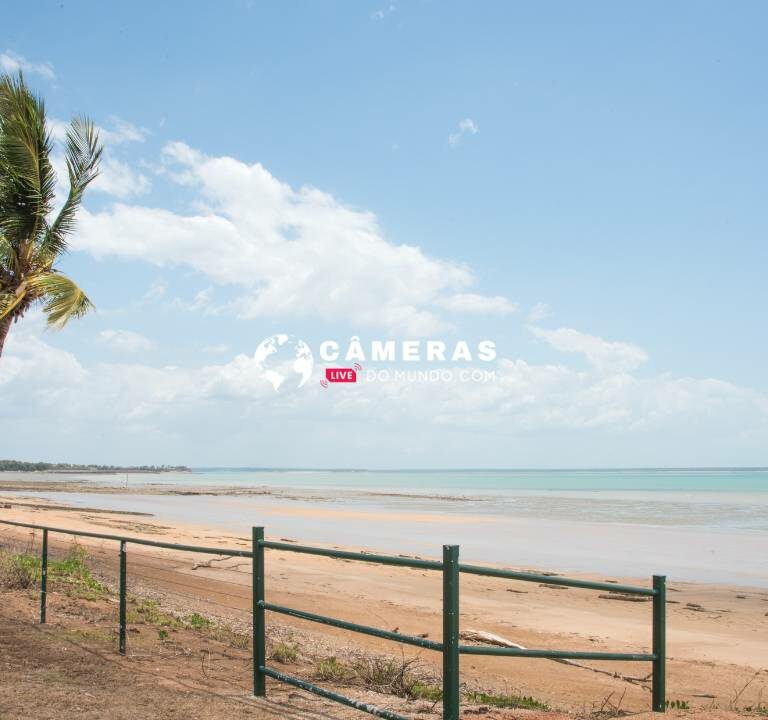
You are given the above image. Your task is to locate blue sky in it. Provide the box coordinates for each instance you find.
[1,1,767,467]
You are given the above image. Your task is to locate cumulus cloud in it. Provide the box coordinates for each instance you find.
[3,325,767,465]
[0,50,55,80]
[372,3,396,20]
[527,302,552,323]
[528,326,649,373]
[99,329,155,353]
[48,116,151,200]
[91,157,151,198]
[70,141,513,334]
[449,118,479,147]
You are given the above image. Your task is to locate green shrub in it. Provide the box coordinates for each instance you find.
[271,642,299,664]
[465,690,550,710]
[315,656,352,682]
[0,550,40,589]
[186,612,212,630]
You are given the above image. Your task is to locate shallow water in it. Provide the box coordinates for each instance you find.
[4,468,768,586]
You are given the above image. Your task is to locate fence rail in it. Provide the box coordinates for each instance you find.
[0,518,666,718]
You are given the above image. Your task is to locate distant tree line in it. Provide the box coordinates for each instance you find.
[0,460,190,473]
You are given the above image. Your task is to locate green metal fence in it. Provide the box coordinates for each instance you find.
[0,518,666,717]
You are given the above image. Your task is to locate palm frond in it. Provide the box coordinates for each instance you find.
[0,234,19,280]
[0,74,55,246]
[40,115,102,257]
[27,271,93,327]
[0,282,29,320]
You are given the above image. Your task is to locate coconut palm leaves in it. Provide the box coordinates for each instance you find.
[0,73,101,356]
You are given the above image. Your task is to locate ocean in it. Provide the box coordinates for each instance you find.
[5,468,768,586]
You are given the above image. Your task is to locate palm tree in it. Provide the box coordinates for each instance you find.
[0,73,102,358]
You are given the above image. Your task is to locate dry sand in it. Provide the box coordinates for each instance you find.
[1,495,767,715]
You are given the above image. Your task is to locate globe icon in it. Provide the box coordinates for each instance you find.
[254,334,314,391]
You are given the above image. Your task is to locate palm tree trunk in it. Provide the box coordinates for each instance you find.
[0,316,12,358]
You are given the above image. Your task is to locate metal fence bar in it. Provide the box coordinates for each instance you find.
[260,666,410,720]
[119,540,127,655]
[459,563,656,596]
[442,545,460,720]
[459,646,654,660]
[39,528,48,624]
[262,601,443,652]
[652,574,667,712]
[253,526,266,697]
[260,539,442,571]
[0,518,666,715]
[0,519,250,556]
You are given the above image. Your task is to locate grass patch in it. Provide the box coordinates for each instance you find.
[57,628,111,644]
[0,550,39,589]
[49,546,106,600]
[271,642,299,664]
[315,656,353,682]
[465,690,550,711]
[186,612,212,630]
[127,599,182,628]
[350,655,434,701]
[0,546,106,600]
[411,681,443,702]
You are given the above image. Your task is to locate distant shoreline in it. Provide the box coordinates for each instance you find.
[0,462,190,474]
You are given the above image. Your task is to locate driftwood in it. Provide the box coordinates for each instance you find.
[459,629,652,689]
[191,555,236,570]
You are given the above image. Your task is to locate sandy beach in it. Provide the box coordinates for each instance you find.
[1,484,767,715]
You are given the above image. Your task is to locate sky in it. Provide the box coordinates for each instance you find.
[1,1,767,468]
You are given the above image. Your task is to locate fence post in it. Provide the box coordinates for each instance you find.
[39,528,48,624]
[253,526,266,697]
[119,540,127,655]
[442,545,460,720]
[652,574,666,712]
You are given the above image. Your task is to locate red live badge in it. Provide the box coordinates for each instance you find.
[325,367,357,383]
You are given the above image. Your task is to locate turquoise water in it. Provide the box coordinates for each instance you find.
[6,468,768,583]
[142,467,768,493]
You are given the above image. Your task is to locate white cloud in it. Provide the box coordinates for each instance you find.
[98,116,148,145]
[49,117,150,200]
[203,343,231,354]
[449,118,479,147]
[49,116,147,146]
[141,280,167,304]
[171,287,217,314]
[528,326,649,373]
[99,329,154,353]
[92,157,151,198]
[437,293,518,315]
[372,3,396,19]
[3,324,767,466]
[527,302,552,323]
[0,50,55,80]
[72,141,485,335]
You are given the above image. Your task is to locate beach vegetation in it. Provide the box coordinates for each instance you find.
[464,690,550,710]
[665,699,690,710]
[0,548,39,588]
[128,598,182,628]
[315,656,353,682]
[0,73,102,358]
[350,655,434,700]
[271,641,299,663]
[186,612,212,630]
[0,545,105,600]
